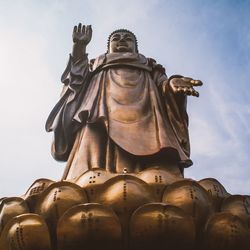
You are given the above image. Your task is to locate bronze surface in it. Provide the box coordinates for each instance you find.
[0,197,29,236]
[46,23,202,179]
[0,213,52,250]
[162,179,214,230]
[204,212,250,250]
[221,195,250,228]
[34,181,88,248]
[95,174,155,248]
[95,174,155,216]
[137,166,183,201]
[198,178,230,211]
[57,203,122,250]
[74,168,115,201]
[23,178,55,212]
[130,203,195,250]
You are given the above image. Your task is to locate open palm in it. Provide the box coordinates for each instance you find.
[72,23,92,45]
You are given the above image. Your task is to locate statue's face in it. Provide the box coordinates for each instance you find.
[109,32,136,53]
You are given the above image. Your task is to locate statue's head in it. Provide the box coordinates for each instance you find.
[107,29,138,53]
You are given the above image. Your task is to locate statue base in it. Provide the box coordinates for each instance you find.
[0,167,250,250]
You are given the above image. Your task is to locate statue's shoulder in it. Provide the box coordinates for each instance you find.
[89,54,106,71]
[90,53,166,73]
[147,57,166,74]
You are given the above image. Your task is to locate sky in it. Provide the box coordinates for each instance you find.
[0,0,249,197]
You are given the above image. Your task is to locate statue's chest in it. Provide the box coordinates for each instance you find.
[108,67,144,86]
[104,68,152,122]
[106,68,149,103]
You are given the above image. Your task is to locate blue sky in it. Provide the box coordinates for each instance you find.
[0,0,249,196]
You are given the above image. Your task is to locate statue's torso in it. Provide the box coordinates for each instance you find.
[106,67,151,124]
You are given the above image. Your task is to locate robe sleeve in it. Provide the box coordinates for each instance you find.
[151,60,191,165]
[45,54,90,161]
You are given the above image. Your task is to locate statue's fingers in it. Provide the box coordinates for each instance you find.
[87,25,93,38]
[191,89,199,97]
[176,87,185,93]
[82,25,86,34]
[86,25,90,32]
[191,79,203,86]
[183,87,192,95]
[86,25,91,36]
[176,87,181,92]
[194,80,203,86]
[77,23,82,33]
[72,26,78,42]
[182,77,193,82]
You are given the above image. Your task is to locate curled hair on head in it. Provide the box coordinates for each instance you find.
[107,29,138,53]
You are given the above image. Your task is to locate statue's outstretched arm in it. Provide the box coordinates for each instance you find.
[152,66,192,156]
[150,59,202,98]
[160,75,203,126]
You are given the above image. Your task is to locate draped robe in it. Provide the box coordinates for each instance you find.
[46,52,192,180]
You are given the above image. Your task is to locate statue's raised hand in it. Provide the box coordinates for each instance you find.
[72,23,92,61]
[72,23,92,45]
[169,77,203,97]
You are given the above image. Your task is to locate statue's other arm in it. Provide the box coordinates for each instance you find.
[150,59,202,98]
[162,75,202,121]
[60,23,93,95]
[151,60,202,118]
[151,60,203,161]
[46,23,92,161]
[72,23,92,62]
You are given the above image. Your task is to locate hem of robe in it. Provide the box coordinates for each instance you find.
[62,118,192,180]
[76,115,192,165]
